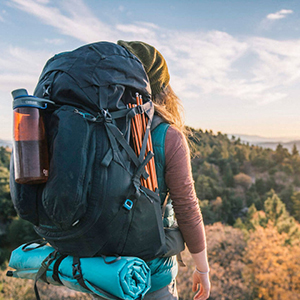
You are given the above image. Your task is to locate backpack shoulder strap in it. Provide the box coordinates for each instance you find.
[151,115,164,131]
[151,121,170,204]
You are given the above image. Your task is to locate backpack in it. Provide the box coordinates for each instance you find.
[9,41,168,261]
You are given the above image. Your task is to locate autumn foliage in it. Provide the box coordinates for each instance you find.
[244,223,300,300]
[1,127,300,299]
[176,220,300,300]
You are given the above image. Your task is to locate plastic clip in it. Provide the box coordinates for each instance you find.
[101,109,112,122]
[74,109,98,122]
[72,262,81,279]
[123,199,133,210]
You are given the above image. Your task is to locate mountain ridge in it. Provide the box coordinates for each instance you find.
[2,133,300,152]
[227,134,300,152]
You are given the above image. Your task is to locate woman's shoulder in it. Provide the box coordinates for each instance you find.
[165,125,189,162]
[166,125,187,146]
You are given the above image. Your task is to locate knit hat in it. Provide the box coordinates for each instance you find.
[117,40,170,95]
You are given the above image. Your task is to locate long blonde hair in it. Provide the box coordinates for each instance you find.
[152,85,185,132]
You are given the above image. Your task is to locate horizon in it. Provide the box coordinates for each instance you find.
[1,0,300,140]
[2,129,300,145]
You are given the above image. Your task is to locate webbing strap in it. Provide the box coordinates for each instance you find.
[72,257,121,299]
[103,101,154,185]
[110,109,129,119]
[126,102,152,120]
[52,254,67,285]
[133,151,153,183]
[105,122,136,173]
[139,119,152,162]
[105,122,139,165]
[73,257,93,292]
[87,281,122,300]
[127,102,154,163]
[161,192,170,219]
[98,86,108,110]
[34,250,58,300]
[21,239,47,252]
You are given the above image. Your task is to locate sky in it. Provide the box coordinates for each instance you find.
[1,0,300,141]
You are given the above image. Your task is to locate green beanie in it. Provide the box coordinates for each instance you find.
[117,40,170,95]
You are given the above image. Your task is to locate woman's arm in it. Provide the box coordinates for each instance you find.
[164,126,211,299]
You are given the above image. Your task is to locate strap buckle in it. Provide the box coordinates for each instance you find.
[72,260,82,280]
[101,109,112,122]
[136,104,143,115]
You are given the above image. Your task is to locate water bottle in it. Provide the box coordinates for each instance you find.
[12,88,54,184]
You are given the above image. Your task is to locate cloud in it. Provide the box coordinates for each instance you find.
[44,38,65,45]
[266,9,293,20]
[0,9,6,22]
[10,0,115,42]
[0,46,52,93]
[35,0,50,3]
[116,24,155,35]
[155,31,299,106]
[250,37,300,86]
[4,0,300,108]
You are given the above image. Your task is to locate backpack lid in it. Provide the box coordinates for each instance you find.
[34,42,152,113]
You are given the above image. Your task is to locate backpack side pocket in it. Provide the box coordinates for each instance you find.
[121,187,167,260]
[9,153,41,225]
[42,106,95,230]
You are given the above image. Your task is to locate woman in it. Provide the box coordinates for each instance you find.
[117,40,211,300]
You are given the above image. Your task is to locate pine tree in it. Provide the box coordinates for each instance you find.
[291,191,300,222]
[264,192,300,239]
[292,144,299,156]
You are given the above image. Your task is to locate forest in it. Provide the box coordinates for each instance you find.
[0,128,300,299]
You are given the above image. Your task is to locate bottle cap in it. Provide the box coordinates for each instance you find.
[11,88,55,109]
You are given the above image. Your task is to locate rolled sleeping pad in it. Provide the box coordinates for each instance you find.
[7,243,151,300]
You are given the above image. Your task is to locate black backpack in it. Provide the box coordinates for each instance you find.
[10,41,167,261]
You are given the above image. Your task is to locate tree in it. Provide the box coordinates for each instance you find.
[0,167,16,221]
[234,145,249,165]
[273,144,290,164]
[264,192,288,224]
[0,147,11,169]
[199,200,218,224]
[292,191,300,222]
[194,175,220,201]
[279,184,294,213]
[200,161,219,180]
[244,222,300,300]
[234,173,252,191]
[6,218,39,248]
[206,223,251,299]
[209,145,222,162]
[292,144,299,156]
[236,203,257,231]
[264,192,300,240]
[246,185,263,210]
[222,163,234,187]
[255,178,267,196]
[177,223,251,300]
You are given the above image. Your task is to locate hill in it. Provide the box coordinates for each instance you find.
[257,140,300,152]
[1,129,300,299]
[1,128,300,225]
[0,139,12,148]
[228,133,300,152]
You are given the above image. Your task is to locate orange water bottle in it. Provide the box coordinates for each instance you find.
[12,89,54,184]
